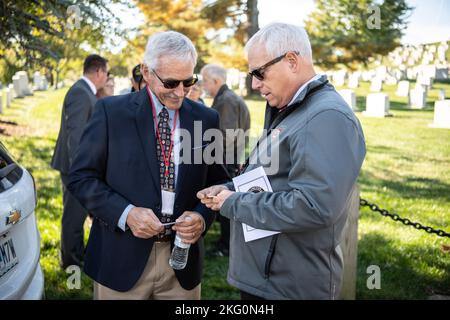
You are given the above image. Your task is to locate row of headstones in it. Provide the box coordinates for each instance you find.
[0,71,48,114]
[337,89,450,129]
[330,65,449,90]
[388,42,448,66]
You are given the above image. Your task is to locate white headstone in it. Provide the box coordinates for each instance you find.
[5,88,11,107]
[370,77,383,92]
[438,89,446,101]
[333,71,346,87]
[12,75,24,98]
[363,93,391,117]
[347,74,359,88]
[429,100,450,129]
[409,87,427,109]
[396,81,410,97]
[16,71,32,95]
[338,89,357,111]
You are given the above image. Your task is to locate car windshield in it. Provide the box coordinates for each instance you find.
[0,142,23,193]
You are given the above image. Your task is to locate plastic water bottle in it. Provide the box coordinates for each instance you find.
[169,233,190,270]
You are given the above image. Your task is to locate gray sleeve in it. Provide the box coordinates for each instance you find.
[220,110,366,233]
[65,88,93,167]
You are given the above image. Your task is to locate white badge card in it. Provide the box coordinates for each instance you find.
[161,190,176,215]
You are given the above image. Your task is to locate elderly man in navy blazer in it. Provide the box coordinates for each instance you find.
[68,31,229,299]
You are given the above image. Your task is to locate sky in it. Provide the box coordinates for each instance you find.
[115,0,450,51]
[258,0,450,45]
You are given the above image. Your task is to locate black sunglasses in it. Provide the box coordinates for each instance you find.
[248,51,299,81]
[152,69,198,89]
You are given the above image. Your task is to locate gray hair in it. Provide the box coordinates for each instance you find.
[143,31,198,69]
[201,64,227,83]
[245,23,313,63]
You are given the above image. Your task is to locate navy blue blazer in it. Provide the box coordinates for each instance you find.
[67,88,229,292]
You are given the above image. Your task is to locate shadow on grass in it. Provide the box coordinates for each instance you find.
[356,232,450,299]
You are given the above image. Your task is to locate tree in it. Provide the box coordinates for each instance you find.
[305,0,412,70]
[0,0,130,84]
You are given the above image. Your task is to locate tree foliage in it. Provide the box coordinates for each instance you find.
[305,0,412,70]
[0,0,129,83]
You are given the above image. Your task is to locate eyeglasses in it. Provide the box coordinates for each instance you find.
[248,51,298,81]
[152,69,198,89]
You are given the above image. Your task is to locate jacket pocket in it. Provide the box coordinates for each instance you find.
[264,234,279,279]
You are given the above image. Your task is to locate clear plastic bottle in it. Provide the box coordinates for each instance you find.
[169,234,190,270]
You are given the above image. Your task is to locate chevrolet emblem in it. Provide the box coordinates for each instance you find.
[6,210,21,225]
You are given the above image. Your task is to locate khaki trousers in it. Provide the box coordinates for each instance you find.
[94,242,201,300]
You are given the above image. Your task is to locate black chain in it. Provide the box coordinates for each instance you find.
[360,198,450,239]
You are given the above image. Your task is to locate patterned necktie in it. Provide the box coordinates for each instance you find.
[156,107,175,191]
[156,107,175,240]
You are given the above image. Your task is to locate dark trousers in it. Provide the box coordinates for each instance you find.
[216,164,240,251]
[60,173,88,269]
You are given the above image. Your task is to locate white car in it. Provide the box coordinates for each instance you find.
[0,141,44,299]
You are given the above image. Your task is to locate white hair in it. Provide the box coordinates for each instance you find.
[143,31,198,69]
[245,23,313,63]
[200,64,227,83]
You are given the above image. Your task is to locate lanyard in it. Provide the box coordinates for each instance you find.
[146,87,178,178]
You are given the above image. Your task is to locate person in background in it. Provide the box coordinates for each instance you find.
[186,80,205,104]
[97,73,115,98]
[51,54,109,269]
[200,63,251,257]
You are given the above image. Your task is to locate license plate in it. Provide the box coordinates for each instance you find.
[0,233,19,279]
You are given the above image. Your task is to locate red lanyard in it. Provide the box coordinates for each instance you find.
[146,87,178,178]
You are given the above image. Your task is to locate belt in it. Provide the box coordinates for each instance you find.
[155,214,173,242]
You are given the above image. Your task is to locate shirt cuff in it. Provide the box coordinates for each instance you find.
[118,204,135,231]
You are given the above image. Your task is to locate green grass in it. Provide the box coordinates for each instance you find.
[1,80,449,299]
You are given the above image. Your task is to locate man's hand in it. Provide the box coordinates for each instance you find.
[126,207,164,239]
[197,185,229,209]
[209,189,234,211]
[172,211,204,244]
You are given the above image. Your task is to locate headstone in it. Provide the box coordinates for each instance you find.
[12,75,24,98]
[338,185,360,300]
[5,88,11,107]
[438,89,446,101]
[17,71,32,95]
[347,74,359,89]
[396,80,410,97]
[333,71,346,87]
[338,89,357,111]
[429,100,450,129]
[370,77,383,92]
[416,75,433,87]
[8,84,15,99]
[363,93,391,117]
[409,87,427,109]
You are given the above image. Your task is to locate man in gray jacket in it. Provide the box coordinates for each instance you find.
[51,54,108,269]
[198,23,366,299]
[201,64,251,256]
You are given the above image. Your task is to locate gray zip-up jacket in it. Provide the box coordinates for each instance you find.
[221,75,366,299]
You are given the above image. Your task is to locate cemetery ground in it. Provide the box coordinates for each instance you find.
[0,81,449,300]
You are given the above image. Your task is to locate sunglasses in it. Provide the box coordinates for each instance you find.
[248,51,299,81]
[152,69,198,89]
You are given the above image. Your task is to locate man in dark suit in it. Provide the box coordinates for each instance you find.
[201,64,251,257]
[67,31,229,299]
[51,54,108,269]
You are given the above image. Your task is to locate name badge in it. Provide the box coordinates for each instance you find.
[161,190,176,215]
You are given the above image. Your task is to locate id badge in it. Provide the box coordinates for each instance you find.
[161,189,176,215]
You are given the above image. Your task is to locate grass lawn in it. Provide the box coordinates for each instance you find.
[0,79,449,299]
